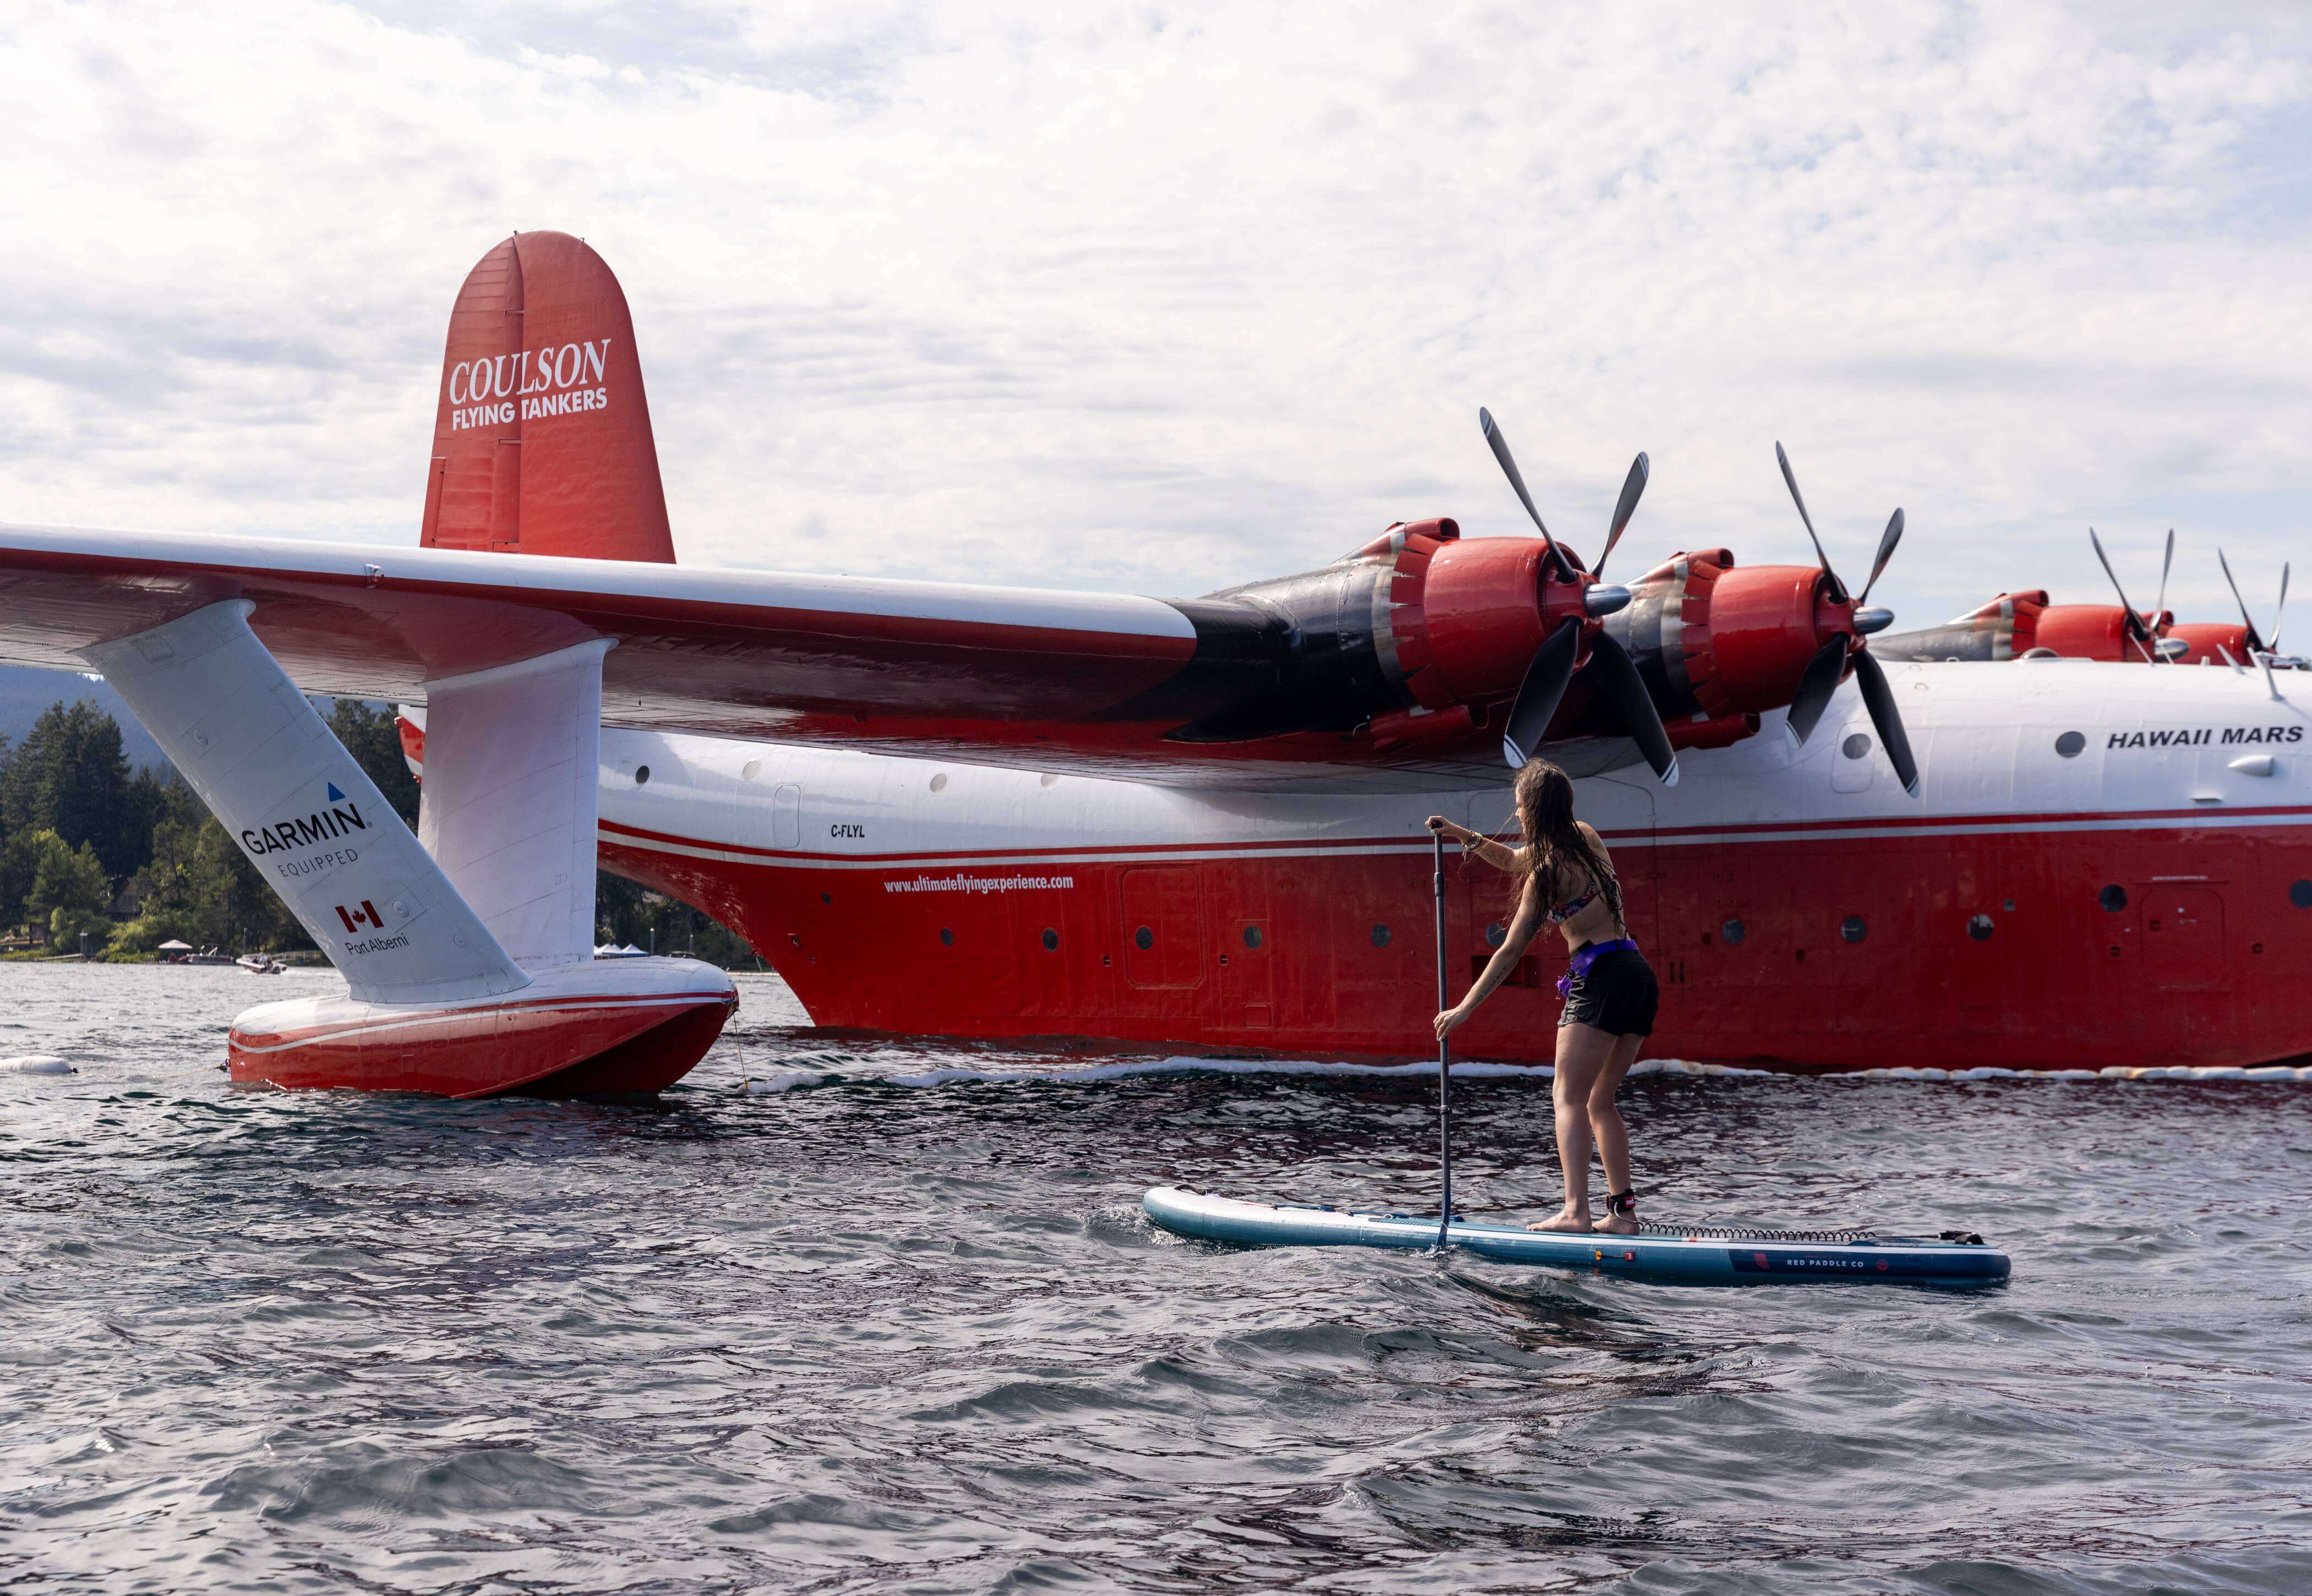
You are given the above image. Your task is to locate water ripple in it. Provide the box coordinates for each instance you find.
[1,963,2308,1592]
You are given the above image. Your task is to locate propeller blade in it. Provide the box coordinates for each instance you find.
[1784,636,1851,748]
[2088,527,2157,662]
[1582,628,1679,786]
[1594,452,1649,580]
[1480,409,1582,578]
[1858,508,1904,604]
[1500,617,1583,769]
[2210,543,2266,647]
[2274,563,2289,652]
[2154,528,2174,623]
[1774,441,1844,597]
[1851,647,1921,797]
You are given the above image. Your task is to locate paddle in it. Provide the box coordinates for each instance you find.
[1431,822,1454,1249]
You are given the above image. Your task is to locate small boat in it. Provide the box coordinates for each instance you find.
[236,953,287,975]
[184,947,237,966]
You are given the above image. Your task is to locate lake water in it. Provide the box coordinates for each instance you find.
[3,960,2308,1593]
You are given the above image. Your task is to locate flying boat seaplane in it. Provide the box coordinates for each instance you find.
[2,232,2308,1095]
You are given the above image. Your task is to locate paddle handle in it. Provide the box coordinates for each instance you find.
[1432,827,1452,1248]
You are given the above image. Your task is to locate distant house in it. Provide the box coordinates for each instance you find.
[108,874,148,920]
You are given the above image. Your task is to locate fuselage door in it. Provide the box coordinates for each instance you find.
[2139,884,2231,991]
[1122,865,1204,990]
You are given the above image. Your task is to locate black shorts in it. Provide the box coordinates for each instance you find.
[1558,944,1659,1037]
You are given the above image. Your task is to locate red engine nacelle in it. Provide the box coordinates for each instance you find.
[1875,592,2180,664]
[2034,603,2170,662]
[1598,551,1857,732]
[2164,621,2257,665]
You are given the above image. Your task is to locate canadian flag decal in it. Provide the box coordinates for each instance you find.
[336,900,385,933]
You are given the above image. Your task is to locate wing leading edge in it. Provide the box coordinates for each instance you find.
[0,522,1655,790]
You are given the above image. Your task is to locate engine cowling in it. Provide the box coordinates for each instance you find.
[2035,603,2170,662]
[1873,591,2051,662]
[1602,553,1858,725]
[1177,519,1591,742]
[2163,621,2256,665]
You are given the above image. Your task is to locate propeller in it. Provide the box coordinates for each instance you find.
[1595,452,1650,581]
[1479,408,1580,582]
[1772,442,1920,796]
[1481,412,1677,785]
[2087,527,2166,663]
[1499,619,1582,770]
[2218,548,2290,654]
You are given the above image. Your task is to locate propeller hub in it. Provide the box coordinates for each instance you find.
[1583,583,1633,619]
[1852,606,1895,636]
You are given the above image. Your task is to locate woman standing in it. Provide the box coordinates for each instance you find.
[1430,759,1659,1234]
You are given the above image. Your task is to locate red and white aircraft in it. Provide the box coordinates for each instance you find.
[3,232,2307,1093]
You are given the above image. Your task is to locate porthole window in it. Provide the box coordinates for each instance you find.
[1486,922,1507,947]
[929,773,948,793]
[1242,926,1263,950]
[1041,928,1059,952]
[634,764,651,785]
[741,758,762,782]
[939,927,953,947]
[2292,881,2312,909]
[820,892,832,905]
[1039,772,1059,788]
[1840,915,1866,944]
[2055,731,2086,758]
[1721,918,1746,947]
[1370,924,1391,949]
[2099,885,2128,913]
[1134,926,1153,950]
[1967,914,1994,942]
[1841,733,1871,760]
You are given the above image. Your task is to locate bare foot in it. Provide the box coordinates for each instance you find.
[1526,1207,1594,1233]
[1596,1211,1639,1236]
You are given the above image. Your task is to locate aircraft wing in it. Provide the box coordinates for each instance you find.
[0,521,1575,790]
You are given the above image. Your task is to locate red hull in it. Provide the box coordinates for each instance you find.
[603,812,2312,1072]
[228,983,738,1096]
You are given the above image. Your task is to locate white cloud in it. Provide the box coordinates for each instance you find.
[3,1,2311,635]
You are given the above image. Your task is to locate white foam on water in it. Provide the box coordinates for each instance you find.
[0,1055,75,1075]
[733,1051,2310,1093]
[741,1070,830,1094]
[1831,1062,2309,1085]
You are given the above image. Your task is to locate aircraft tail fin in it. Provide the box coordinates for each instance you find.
[421,231,675,564]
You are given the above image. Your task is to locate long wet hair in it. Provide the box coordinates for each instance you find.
[1504,759,1623,931]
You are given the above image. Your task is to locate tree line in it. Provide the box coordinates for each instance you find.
[0,697,757,967]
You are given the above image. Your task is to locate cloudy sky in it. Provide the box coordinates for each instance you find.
[6,1,2312,636]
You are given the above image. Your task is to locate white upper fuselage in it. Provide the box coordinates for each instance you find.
[592,658,2311,865]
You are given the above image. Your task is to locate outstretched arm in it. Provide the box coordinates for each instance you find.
[1434,878,1546,1039]
[1426,816,1522,873]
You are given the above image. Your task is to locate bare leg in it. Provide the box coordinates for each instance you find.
[1591,1033,1644,1234]
[1528,1022,1618,1232]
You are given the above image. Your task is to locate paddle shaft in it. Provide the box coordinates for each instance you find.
[1432,828,1452,1248]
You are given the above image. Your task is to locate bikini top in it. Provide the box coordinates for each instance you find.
[1545,872,1600,925]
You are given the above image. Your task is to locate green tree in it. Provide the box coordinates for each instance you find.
[15,830,110,949]
[323,700,421,828]
[0,699,141,877]
[595,869,760,969]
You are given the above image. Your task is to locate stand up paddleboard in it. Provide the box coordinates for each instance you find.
[1144,1187,2010,1287]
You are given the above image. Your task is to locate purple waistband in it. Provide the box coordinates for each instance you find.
[1557,937,1641,998]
